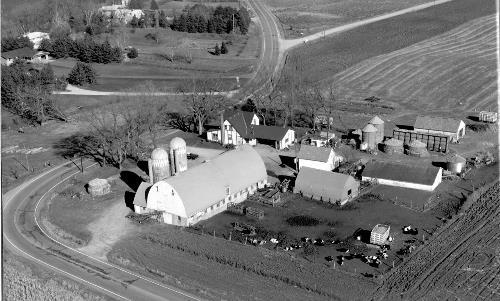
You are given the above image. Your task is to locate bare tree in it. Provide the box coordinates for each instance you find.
[180,78,228,135]
[301,82,325,130]
[252,92,279,126]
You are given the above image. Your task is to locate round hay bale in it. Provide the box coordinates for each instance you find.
[407,140,429,157]
[87,178,111,197]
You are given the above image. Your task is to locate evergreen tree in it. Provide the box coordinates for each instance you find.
[170,15,178,30]
[38,39,53,53]
[207,19,214,33]
[186,13,196,33]
[150,0,159,10]
[67,62,96,86]
[128,0,143,9]
[159,10,168,28]
[237,7,251,34]
[196,15,207,33]
[127,47,138,59]
[221,41,228,54]
[130,15,139,28]
[38,64,56,88]
[214,43,220,55]
[178,15,187,32]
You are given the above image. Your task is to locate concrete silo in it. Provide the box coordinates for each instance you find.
[169,137,188,174]
[369,116,385,143]
[148,147,170,184]
[362,124,378,150]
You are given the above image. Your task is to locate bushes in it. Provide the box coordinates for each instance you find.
[67,62,96,86]
[1,36,34,52]
[128,47,139,59]
[286,215,321,226]
[467,123,490,132]
[41,37,122,64]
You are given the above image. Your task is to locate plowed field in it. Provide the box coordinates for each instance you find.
[331,14,498,113]
[376,181,500,300]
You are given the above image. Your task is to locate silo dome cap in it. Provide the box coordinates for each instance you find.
[151,147,169,160]
[362,124,377,132]
[169,137,186,149]
[369,116,384,125]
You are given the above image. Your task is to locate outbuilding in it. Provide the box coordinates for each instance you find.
[296,144,342,171]
[370,224,390,245]
[413,116,465,142]
[361,161,442,191]
[144,145,268,226]
[293,167,359,205]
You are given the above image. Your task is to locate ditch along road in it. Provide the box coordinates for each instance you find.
[54,0,457,98]
[2,160,202,301]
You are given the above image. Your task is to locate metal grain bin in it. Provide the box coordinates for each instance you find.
[362,124,378,150]
[446,154,466,173]
[369,116,385,143]
[383,138,404,155]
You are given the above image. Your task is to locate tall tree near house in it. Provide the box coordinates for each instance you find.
[302,83,325,130]
[325,84,345,132]
[251,92,279,126]
[159,10,168,28]
[150,0,159,10]
[221,41,228,54]
[179,78,228,135]
[128,0,144,9]
[214,43,221,55]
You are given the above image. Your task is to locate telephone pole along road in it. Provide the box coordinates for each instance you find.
[3,161,202,301]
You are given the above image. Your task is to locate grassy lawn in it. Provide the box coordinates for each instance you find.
[265,0,434,38]
[279,0,495,88]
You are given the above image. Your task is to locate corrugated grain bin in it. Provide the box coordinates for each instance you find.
[362,124,378,150]
[370,224,390,245]
[479,111,498,123]
[383,138,404,155]
[446,154,466,173]
[407,140,429,157]
[369,116,385,143]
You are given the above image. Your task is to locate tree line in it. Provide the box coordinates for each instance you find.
[171,5,251,34]
[1,62,66,125]
[1,36,34,52]
[38,36,123,64]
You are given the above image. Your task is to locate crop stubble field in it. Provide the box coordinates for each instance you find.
[376,181,500,300]
[280,0,496,110]
[332,14,498,113]
[264,0,433,38]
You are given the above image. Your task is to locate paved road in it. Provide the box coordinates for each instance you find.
[3,161,202,301]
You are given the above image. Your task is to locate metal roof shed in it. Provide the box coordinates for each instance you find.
[293,167,359,205]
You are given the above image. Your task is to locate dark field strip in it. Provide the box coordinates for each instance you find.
[280,0,496,85]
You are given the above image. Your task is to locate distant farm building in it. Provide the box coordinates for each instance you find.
[479,111,498,123]
[296,144,342,171]
[137,145,268,226]
[206,110,295,150]
[294,167,359,205]
[1,47,49,66]
[413,116,465,142]
[370,224,390,245]
[362,161,442,191]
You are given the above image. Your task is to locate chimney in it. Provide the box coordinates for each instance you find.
[220,111,225,145]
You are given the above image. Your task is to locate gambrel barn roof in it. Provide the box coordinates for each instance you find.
[414,116,463,133]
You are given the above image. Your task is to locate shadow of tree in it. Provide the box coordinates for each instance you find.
[120,170,143,192]
[137,160,149,175]
[124,191,135,211]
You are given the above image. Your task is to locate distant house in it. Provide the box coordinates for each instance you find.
[413,116,465,142]
[206,110,295,150]
[1,47,49,66]
[361,161,442,191]
[296,144,342,171]
[293,167,359,205]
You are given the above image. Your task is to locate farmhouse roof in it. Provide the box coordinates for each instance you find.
[133,182,152,207]
[297,144,332,162]
[294,167,358,201]
[362,161,441,186]
[1,47,36,59]
[251,125,289,141]
[225,110,257,139]
[414,116,463,133]
[159,145,267,216]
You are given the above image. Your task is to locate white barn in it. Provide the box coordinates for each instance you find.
[139,145,268,226]
[361,161,442,191]
[296,144,342,171]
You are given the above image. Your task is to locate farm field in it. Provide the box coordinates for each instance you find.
[376,181,500,300]
[279,0,495,97]
[331,14,498,113]
[264,0,432,38]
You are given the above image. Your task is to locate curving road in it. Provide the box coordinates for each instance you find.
[3,161,202,301]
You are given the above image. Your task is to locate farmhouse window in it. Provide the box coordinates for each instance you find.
[348,189,352,196]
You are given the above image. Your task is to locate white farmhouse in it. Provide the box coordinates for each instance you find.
[296,144,342,171]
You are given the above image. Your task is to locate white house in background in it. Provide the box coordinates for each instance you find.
[296,144,343,171]
[23,32,49,49]
[207,110,295,150]
[361,161,442,191]
[413,116,466,142]
[135,145,268,226]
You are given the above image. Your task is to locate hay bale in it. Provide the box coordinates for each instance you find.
[87,178,111,197]
[383,138,404,154]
